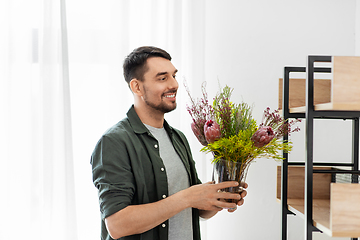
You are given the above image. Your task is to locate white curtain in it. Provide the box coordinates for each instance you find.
[1,0,77,239]
[1,0,206,239]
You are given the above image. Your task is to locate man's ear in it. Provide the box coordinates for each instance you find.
[129,79,142,96]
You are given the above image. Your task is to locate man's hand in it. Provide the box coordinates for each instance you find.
[226,181,248,213]
[182,181,248,217]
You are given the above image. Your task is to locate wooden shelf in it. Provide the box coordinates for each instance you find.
[285,199,332,236]
[279,56,360,112]
[331,183,360,237]
[286,103,360,113]
[277,166,360,238]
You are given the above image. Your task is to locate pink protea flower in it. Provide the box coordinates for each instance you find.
[191,122,208,146]
[204,120,221,143]
[251,126,275,148]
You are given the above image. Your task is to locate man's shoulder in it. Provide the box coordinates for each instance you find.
[101,117,133,141]
[91,118,137,155]
[91,118,134,165]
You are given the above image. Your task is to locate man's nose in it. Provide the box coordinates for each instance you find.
[169,75,178,89]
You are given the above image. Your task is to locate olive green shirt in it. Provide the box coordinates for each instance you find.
[91,105,202,240]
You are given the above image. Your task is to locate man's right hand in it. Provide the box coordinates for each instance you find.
[182,181,243,211]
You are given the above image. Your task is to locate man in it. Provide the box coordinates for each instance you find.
[91,46,247,240]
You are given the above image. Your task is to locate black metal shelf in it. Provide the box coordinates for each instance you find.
[280,55,360,240]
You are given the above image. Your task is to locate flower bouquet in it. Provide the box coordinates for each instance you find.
[185,82,300,205]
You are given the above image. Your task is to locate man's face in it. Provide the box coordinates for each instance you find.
[140,57,178,113]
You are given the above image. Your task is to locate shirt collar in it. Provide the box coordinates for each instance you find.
[126,105,173,136]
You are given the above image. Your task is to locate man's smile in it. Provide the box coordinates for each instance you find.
[163,92,177,100]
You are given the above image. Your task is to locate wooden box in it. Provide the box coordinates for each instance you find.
[277,166,360,237]
[278,56,360,113]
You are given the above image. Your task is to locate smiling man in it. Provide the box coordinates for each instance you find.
[91,46,247,240]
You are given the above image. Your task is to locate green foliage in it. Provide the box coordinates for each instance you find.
[202,129,293,164]
[204,92,293,164]
[213,85,254,139]
[187,82,298,165]
[201,124,258,163]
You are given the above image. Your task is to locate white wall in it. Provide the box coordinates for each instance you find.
[193,1,358,240]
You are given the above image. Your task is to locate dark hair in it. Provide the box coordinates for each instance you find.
[123,46,172,84]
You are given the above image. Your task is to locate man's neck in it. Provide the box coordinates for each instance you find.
[134,104,164,128]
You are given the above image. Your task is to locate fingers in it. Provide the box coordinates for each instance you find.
[240,182,248,189]
[227,206,237,213]
[213,181,248,190]
[217,191,241,200]
[214,181,239,189]
[215,200,238,210]
[240,189,247,199]
[213,180,248,199]
[237,197,244,206]
[217,182,249,213]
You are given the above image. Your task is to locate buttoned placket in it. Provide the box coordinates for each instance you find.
[147,130,169,239]
[156,144,167,199]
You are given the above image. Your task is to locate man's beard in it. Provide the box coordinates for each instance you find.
[143,88,177,113]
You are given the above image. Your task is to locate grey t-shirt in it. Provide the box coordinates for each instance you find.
[145,124,193,240]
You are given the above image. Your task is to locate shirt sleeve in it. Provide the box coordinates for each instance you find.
[91,134,135,220]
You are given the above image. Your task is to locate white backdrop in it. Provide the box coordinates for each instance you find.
[0,0,78,239]
[1,0,359,240]
[201,1,358,240]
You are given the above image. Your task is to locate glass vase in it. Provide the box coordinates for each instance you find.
[212,158,250,207]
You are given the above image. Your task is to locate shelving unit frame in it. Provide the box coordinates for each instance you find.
[280,55,360,240]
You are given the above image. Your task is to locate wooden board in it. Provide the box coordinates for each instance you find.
[276,166,360,237]
[288,102,360,112]
[287,198,332,236]
[279,56,360,112]
[278,78,331,110]
[315,102,360,111]
[330,183,360,237]
[332,56,360,105]
[276,166,332,200]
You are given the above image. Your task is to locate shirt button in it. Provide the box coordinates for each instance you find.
[160,167,165,172]
[162,223,166,228]
[154,144,158,148]
[162,195,166,199]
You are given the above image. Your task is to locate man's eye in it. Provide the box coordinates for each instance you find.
[161,77,166,81]
[173,75,177,79]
